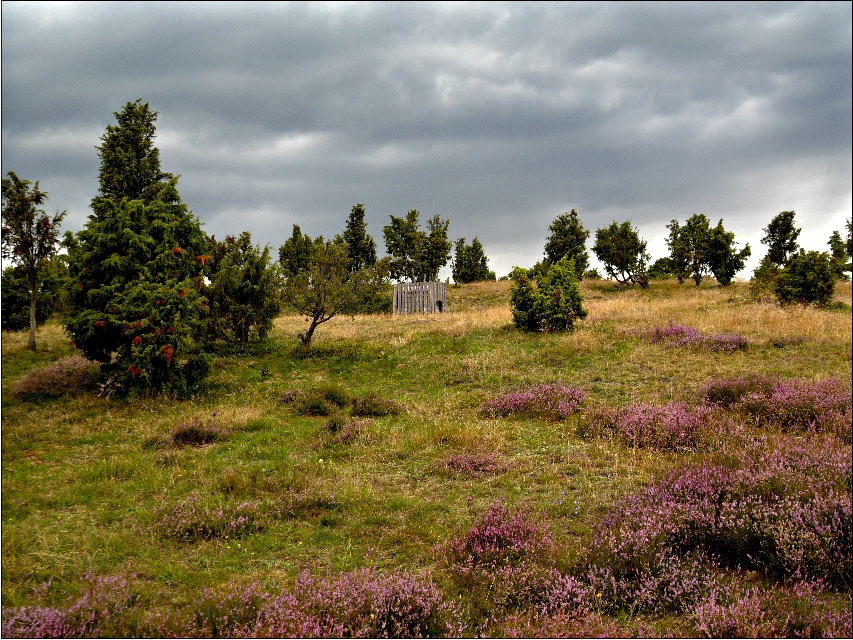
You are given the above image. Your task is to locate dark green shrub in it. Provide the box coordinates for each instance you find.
[353,282,393,314]
[352,392,403,417]
[314,382,349,407]
[205,232,281,345]
[509,267,540,331]
[534,257,587,332]
[182,354,211,391]
[510,258,586,332]
[299,395,334,417]
[749,255,781,301]
[775,250,836,307]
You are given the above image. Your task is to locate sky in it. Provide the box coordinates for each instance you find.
[2,1,851,280]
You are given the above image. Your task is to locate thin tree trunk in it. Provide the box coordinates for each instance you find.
[301,318,320,348]
[28,292,37,351]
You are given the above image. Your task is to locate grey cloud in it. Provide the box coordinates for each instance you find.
[2,1,850,278]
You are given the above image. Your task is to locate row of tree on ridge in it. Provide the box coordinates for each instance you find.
[2,99,851,395]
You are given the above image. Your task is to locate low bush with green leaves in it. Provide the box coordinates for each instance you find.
[775,249,838,307]
[510,256,587,332]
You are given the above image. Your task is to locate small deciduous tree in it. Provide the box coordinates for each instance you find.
[706,219,751,286]
[282,241,373,348]
[451,237,495,284]
[1,172,66,350]
[419,214,452,282]
[543,209,589,278]
[761,211,801,267]
[383,210,423,282]
[665,219,691,284]
[2,260,67,332]
[206,232,281,345]
[680,214,712,286]
[775,250,836,307]
[647,256,676,280]
[591,221,650,289]
[382,210,451,282]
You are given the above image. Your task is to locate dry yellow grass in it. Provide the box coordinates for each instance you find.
[271,280,851,348]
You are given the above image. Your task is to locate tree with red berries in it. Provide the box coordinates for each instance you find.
[64,100,210,393]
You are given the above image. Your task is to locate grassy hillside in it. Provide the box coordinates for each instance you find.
[2,279,851,637]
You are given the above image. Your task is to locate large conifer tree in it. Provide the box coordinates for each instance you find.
[64,100,210,393]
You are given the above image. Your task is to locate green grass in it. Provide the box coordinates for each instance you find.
[2,279,851,631]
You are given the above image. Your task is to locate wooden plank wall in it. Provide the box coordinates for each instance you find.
[393,282,447,315]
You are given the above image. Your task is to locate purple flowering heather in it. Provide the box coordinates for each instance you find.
[444,502,553,572]
[1,574,141,639]
[648,321,706,348]
[254,568,463,638]
[705,332,750,352]
[151,495,265,541]
[591,435,852,589]
[582,402,711,450]
[443,451,507,477]
[479,382,586,421]
[694,581,852,638]
[701,374,779,407]
[737,378,852,437]
[648,320,749,352]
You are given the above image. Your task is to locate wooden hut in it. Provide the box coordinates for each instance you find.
[393,282,447,315]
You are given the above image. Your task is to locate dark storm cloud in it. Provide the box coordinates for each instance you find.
[3,1,850,277]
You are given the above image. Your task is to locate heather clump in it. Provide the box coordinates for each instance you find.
[12,355,101,400]
[324,415,372,443]
[298,382,350,417]
[648,321,705,348]
[352,392,403,417]
[147,582,271,638]
[254,568,462,638]
[278,388,305,404]
[1,574,143,639]
[169,419,231,447]
[705,332,750,352]
[442,503,557,630]
[580,401,710,450]
[693,581,852,638]
[734,378,852,438]
[151,495,266,541]
[478,382,586,421]
[443,451,507,478]
[313,381,349,407]
[590,436,851,589]
[700,374,779,407]
[443,502,553,576]
[648,320,749,352]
